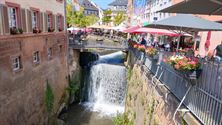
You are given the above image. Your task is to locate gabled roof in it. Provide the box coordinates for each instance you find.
[80,0,98,11]
[108,0,128,6]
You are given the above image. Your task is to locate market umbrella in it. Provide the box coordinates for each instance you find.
[123,26,140,33]
[144,14,222,50]
[159,0,222,15]
[132,28,181,36]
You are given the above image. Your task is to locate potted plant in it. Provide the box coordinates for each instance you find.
[48,27,55,32]
[146,47,157,58]
[165,55,202,80]
[10,27,18,35]
[18,28,23,34]
[58,28,63,32]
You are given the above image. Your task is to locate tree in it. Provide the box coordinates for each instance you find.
[102,10,112,24]
[113,12,126,26]
[66,3,99,28]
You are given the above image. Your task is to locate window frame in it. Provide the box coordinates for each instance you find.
[47,47,53,59]
[6,2,21,29]
[33,51,40,64]
[30,7,40,29]
[57,14,63,31]
[46,11,53,30]
[12,56,22,71]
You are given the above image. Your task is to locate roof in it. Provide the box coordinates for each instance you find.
[108,0,128,6]
[80,0,98,11]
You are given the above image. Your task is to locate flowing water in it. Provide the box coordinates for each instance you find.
[65,51,127,125]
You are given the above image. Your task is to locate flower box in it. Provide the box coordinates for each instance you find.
[165,55,202,83]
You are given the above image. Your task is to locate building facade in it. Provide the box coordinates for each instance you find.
[108,0,128,26]
[79,0,99,17]
[0,0,67,125]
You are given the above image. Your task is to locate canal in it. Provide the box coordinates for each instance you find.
[65,51,127,125]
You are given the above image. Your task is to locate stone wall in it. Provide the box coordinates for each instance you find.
[125,53,201,125]
[0,33,68,125]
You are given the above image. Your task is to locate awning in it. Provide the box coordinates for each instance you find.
[144,14,222,33]
[123,26,140,33]
[132,28,180,36]
[159,0,222,15]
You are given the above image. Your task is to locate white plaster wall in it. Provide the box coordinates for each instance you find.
[1,0,65,16]
[198,31,222,57]
[150,0,172,22]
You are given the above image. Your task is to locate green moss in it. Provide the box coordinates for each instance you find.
[113,113,133,125]
[44,82,54,113]
[127,68,133,81]
[182,118,187,125]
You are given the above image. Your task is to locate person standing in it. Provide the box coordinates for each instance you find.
[140,37,147,46]
[214,41,222,62]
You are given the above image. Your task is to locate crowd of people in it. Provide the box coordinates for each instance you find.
[128,34,222,63]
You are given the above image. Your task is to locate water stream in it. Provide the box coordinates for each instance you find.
[65,51,127,125]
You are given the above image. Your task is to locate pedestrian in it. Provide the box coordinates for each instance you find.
[140,37,147,46]
[214,41,222,62]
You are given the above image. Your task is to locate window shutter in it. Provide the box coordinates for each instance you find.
[52,14,55,30]
[21,8,27,33]
[61,16,64,31]
[2,5,9,34]
[55,15,59,31]
[39,12,43,31]
[44,13,48,32]
[27,10,32,33]
[17,8,22,29]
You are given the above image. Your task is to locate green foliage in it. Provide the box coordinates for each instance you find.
[182,118,187,125]
[113,12,126,26]
[127,68,132,80]
[113,113,133,125]
[102,10,112,24]
[66,3,99,27]
[148,98,155,124]
[67,75,80,95]
[44,82,54,113]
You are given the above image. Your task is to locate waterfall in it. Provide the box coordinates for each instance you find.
[83,51,127,117]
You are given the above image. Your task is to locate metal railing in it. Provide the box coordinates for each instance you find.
[130,46,222,125]
[68,36,128,50]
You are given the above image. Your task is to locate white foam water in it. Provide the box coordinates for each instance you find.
[83,52,127,117]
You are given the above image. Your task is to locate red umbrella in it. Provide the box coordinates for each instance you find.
[205,31,211,49]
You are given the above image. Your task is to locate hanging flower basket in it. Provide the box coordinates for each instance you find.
[165,55,202,82]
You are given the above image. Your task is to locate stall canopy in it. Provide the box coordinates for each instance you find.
[123,26,140,33]
[144,14,222,49]
[144,14,222,33]
[159,0,222,15]
[67,27,80,33]
[132,28,181,36]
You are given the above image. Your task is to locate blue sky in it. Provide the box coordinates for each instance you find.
[91,0,113,9]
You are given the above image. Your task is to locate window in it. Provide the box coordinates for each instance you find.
[33,51,40,63]
[47,13,52,29]
[8,7,17,28]
[31,10,39,28]
[12,56,21,71]
[57,15,61,30]
[47,48,52,59]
